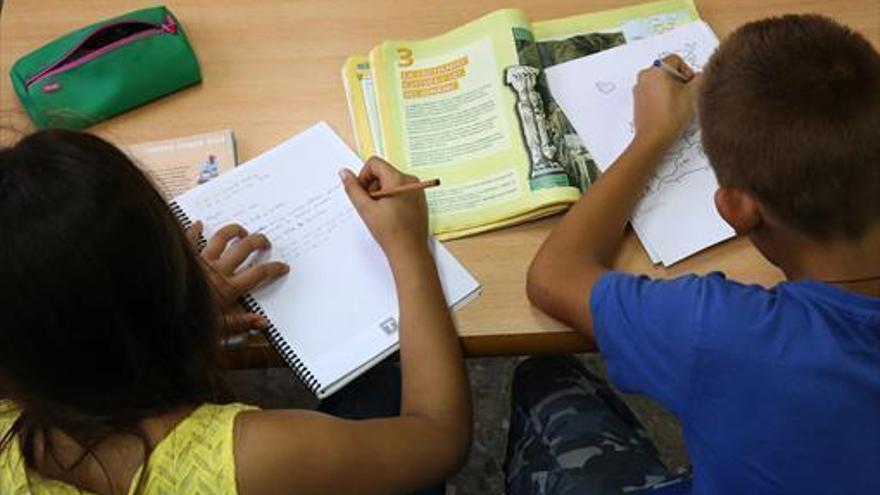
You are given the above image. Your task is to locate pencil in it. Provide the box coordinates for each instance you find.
[369,178,441,199]
[652,58,693,83]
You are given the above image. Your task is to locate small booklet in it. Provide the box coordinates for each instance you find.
[342,0,701,241]
[170,122,481,399]
[545,21,734,265]
[126,129,237,198]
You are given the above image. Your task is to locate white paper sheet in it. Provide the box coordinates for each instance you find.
[174,123,480,397]
[546,21,734,265]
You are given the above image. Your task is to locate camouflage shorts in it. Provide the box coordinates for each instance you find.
[504,356,691,495]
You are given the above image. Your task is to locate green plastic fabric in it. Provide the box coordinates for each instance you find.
[9,6,201,129]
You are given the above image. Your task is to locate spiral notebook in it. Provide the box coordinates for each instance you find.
[169,123,481,399]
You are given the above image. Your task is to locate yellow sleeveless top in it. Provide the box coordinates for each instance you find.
[0,400,258,495]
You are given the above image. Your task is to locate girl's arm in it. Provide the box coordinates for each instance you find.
[233,158,471,495]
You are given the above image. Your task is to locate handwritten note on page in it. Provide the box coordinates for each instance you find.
[174,123,479,398]
[545,21,734,265]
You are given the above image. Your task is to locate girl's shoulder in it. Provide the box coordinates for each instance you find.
[0,400,259,449]
[0,401,260,495]
[138,402,259,495]
[149,401,259,458]
[0,400,28,495]
[0,400,21,436]
[174,402,259,437]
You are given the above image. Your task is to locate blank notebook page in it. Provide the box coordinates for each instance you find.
[173,122,480,398]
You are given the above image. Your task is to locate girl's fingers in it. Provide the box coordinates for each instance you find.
[221,311,268,335]
[358,156,406,187]
[341,168,374,213]
[231,261,291,294]
[202,224,248,260]
[215,233,271,273]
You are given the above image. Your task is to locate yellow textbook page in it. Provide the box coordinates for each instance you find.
[369,9,580,239]
[342,56,383,158]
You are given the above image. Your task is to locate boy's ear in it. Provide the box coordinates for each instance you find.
[714,187,762,235]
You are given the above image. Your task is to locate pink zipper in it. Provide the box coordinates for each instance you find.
[26,15,178,91]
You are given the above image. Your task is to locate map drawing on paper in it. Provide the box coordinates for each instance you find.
[544,21,735,266]
[660,41,699,67]
[617,119,709,198]
[646,125,708,194]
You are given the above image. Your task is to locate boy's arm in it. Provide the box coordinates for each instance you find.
[527,55,699,345]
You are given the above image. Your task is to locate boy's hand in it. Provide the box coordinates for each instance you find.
[186,221,290,334]
[340,157,430,262]
[633,54,700,150]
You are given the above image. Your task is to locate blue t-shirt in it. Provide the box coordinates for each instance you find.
[591,272,880,495]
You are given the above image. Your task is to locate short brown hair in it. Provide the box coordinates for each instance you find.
[699,14,880,239]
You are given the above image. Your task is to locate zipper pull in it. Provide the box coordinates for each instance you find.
[162,15,178,34]
[43,82,61,93]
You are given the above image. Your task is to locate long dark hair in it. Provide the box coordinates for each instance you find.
[0,129,226,481]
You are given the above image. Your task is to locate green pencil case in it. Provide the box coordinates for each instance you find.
[9,6,200,129]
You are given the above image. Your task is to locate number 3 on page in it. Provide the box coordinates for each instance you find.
[397,47,414,67]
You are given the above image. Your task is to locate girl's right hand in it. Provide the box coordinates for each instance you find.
[237,159,468,495]
[340,157,430,261]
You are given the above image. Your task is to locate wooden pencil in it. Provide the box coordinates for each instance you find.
[369,178,441,199]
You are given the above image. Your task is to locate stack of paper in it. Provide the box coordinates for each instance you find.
[545,21,734,265]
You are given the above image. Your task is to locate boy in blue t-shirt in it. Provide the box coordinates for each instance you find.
[509,15,880,495]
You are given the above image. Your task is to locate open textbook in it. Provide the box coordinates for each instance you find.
[546,21,735,265]
[342,0,702,241]
[170,123,481,399]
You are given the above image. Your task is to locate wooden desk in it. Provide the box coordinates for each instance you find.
[2,0,876,365]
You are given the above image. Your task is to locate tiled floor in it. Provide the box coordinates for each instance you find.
[226,354,688,495]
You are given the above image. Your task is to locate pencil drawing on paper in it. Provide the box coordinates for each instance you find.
[659,41,700,68]
[595,81,617,94]
[646,125,708,194]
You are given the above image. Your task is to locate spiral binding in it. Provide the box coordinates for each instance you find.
[169,201,191,227]
[168,201,322,395]
[239,294,321,394]
[169,201,205,248]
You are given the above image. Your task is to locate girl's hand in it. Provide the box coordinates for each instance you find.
[340,157,430,262]
[632,54,701,150]
[186,222,289,334]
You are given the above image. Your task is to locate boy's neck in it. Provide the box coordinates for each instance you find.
[753,222,880,298]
